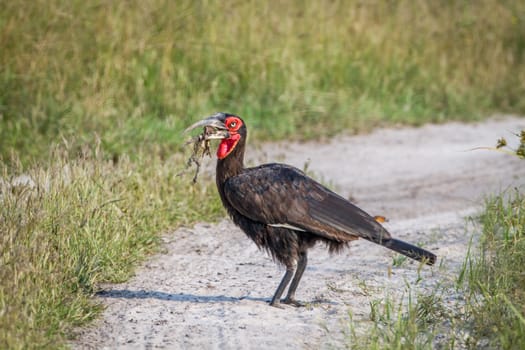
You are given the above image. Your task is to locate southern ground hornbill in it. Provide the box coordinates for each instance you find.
[185,112,437,308]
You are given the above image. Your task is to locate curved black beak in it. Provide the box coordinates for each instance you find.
[184,114,229,140]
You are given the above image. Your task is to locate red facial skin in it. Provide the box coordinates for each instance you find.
[217,116,243,160]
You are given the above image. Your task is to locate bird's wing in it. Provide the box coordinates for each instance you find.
[223,164,391,243]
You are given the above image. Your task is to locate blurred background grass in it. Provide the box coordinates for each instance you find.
[2,0,525,164]
[1,0,525,348]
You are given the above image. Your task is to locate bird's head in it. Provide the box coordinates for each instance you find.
[185,112,246,160]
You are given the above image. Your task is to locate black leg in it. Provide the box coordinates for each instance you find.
[269,268,294,308]
[283,252,307,307]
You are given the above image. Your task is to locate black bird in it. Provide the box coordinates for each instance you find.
[186,112,436,307]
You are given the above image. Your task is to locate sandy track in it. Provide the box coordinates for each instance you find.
[73,117,525,349]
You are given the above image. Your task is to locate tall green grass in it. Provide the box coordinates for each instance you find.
[2,0,525,164]
[458,133,525,347]
[344,189,525,349]
[345,132,525,348]
[344,288,444,350]
[460,191,525,348]
[0,147,223,349]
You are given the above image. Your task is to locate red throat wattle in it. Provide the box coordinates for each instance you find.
[217,134,241,159]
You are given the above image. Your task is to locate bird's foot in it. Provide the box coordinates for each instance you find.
[269,298,304,308]
[269,301,285,309]
[282,298,305,307]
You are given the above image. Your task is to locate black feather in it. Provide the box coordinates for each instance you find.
[377,238,436,265]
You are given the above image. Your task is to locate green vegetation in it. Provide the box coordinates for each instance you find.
[345,288,444,350]
[460,191,525,348]
[345,189,525,349]
[2,0,525,348]
[459,133,525,348]
[496,130,525,159]
[344,134,525,349]
[2,1,525,164]
[0,148,223,348]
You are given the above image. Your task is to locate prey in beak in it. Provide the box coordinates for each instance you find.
[179,113,231,183]
[184,113,230,141]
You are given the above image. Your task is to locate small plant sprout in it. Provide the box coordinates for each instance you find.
[472,129,525,159]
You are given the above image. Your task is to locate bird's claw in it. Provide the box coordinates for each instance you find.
[269,301,285,309]
[282,298,305,307]
[269,298,304,308]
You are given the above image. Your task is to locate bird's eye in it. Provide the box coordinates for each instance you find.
[229,121,237,128]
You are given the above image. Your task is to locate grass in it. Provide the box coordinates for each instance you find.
[0,146,223,349]
[343,132,525,349]
[459,190,525,348]
[2,1,525,165]
[346,290,444,350]
[457,133,525,348]
[344,189,525,349]
[2,0,525,348]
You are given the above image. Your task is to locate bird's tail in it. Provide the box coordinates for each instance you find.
[369,238,437,266]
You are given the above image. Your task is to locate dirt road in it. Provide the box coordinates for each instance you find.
[73,116,525,349]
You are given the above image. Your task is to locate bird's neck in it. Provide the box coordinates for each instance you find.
[215,139,246,221]
[216,142,245,186]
